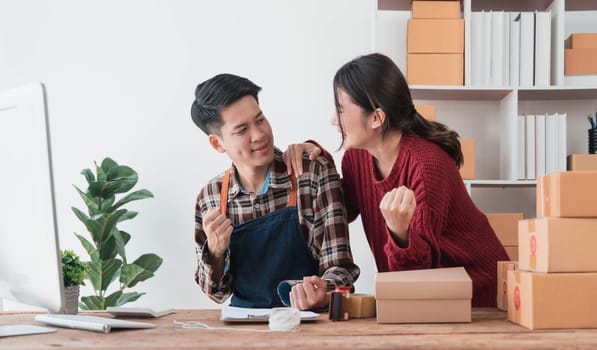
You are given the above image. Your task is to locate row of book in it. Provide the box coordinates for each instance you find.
[516,113,567,180]
[471,10,551,87]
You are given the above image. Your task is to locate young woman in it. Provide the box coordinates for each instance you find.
[285,53,508,307]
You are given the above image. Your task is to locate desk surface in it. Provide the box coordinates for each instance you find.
[1,308,597,349]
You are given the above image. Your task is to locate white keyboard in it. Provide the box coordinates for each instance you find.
[34,314,156,333]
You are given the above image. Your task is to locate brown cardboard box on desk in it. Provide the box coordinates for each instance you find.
[375,267,472,323]
[567,154,597,171]
[485,212,523,247]
[536,171,597,217]
[518,217,597,272]
[503,246,518,261]
[496,261,518,311]
[508,270,597,329]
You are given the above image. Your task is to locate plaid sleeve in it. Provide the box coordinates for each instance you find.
[307,157,360,287]
[194,184,233,303]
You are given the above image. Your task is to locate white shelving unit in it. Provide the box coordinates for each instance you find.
[373,0,597,215]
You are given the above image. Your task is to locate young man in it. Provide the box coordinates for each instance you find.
[191,73,359,310]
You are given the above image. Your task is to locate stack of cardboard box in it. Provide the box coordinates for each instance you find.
[567,154,597,171]
[565,33,597,75]
[407,1,463,85]
[375,267,472,323]
[489,212,523,311]
[487,213,524,261]
[507,171,597,329]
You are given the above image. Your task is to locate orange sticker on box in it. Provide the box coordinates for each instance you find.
[514,286,521,311]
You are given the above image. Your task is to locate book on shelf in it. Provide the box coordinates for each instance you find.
[509,12,521,87]
[490,10,505,86]
[517,115,526,180]
[534,10,551,87]
[518,12,534,87]
[535,114,546,178]
[525,114,536,179]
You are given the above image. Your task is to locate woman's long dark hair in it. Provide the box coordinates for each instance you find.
[333,53,463,167]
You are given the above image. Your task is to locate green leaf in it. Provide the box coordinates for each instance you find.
[80,168,95,184]
[119,254,162,288]
[88,180,121,199]
[115,292,145,306]
[133,254,163,273]
[99,234,118,260]
[74,186,98,214]
[112,230,130,263]
[110,189,154,211]
[87,258,122,291]
[117,211,138,223]
[96,161,107,182]
[120,264,153,288]
[99,195,116,212]
[80,295,105,310]
[100,158,119,173]
[75,234,99,261]
[82,209,126,246]
[73,209,104,244]
[104,290,123,307]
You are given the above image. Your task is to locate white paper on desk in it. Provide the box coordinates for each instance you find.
[221,306,319,322]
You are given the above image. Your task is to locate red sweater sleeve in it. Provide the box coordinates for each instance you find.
[382,152,453,271]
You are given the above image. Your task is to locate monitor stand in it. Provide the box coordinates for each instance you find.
[0,325,56,337]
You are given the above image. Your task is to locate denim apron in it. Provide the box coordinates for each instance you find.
[220,168,318,308]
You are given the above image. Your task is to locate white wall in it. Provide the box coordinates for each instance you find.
[0,0,378,310]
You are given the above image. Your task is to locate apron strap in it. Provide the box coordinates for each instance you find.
[220,168,232,216]
[219,167,297,215]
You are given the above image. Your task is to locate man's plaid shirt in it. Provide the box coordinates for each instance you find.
[194,148,360,303]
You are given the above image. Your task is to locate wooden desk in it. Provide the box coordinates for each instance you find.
[1,308,597,349]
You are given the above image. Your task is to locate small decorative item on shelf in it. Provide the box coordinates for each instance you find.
[60,249,89,314]
[588,113,597,154]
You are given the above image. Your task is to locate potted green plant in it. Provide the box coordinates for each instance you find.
[73,157,163,310]
[60,249,89,314]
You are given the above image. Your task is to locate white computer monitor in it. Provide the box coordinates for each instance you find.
[0,82,64,336]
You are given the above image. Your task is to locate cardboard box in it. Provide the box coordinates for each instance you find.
[416,104,436,121]
[518,217,597,272]
[412,1,461,19]
[508,270,597,329]
[503,246,518,261]
[536,171,597,217]
[459,139,475,179]
[565,48,597,75]
[567,154,597,171]
[407,19,464,53]
[345,294,376,318]
[496,261,518,311]
[375,267,472,323]
[407,53,463,85]
[485,212,523,246]
[565,33,597,49]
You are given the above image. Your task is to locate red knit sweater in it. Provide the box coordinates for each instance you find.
[341,134,509,307]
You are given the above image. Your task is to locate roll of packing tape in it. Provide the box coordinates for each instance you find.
[268,307,300,332]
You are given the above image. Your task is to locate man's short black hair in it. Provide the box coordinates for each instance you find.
[190,73,262,135]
